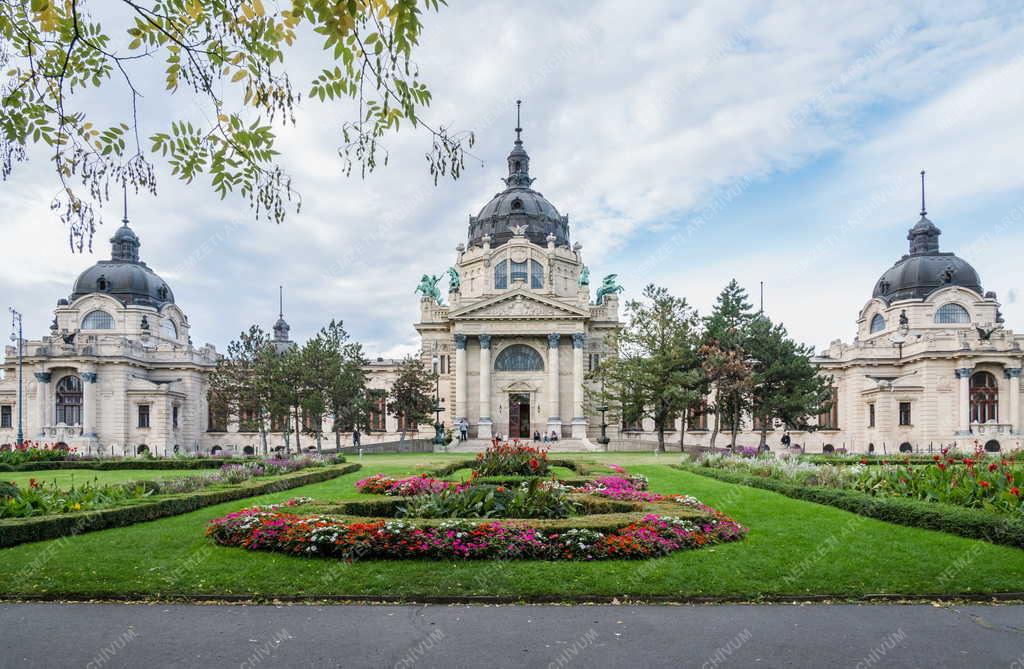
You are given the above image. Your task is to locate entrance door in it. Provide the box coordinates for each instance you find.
[509,393,531,438]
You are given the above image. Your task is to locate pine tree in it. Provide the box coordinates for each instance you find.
[209,325,277,454]
[703,280,755,448]
[387,356,437,441]
[594,285,706,452]
[745,315,833,449]
[318,320,369,449]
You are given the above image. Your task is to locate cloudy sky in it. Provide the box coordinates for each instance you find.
[3,1,1024,357]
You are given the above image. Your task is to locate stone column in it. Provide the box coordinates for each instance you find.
[33,372,51,437]
[80,372,98,438]
[477,334,492,439]
[547,333,562,435]
[454,334,468,423]
[571,333,587,438]
[1005,367,1021,434]
[955,367,972,435]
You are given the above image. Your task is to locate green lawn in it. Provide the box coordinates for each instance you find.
[3,469,208,488]
[1,453,1022,600]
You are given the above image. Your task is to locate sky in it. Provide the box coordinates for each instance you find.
[2,0,1024,358]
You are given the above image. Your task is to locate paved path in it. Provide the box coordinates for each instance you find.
[2,602,1023,668]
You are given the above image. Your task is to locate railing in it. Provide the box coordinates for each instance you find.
[971,422,1014,436]
[41,424,84,440]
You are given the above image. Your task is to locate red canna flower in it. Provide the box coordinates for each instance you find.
[979,480,990,488]
[1011,487,1020,496]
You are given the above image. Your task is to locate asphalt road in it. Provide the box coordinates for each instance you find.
[2,602,1023,668]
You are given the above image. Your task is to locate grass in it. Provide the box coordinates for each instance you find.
[3,469,207,488]
[0,453,1022,600]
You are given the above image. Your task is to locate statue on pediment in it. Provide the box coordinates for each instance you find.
[415,274,443,305]
[595,274,623,304]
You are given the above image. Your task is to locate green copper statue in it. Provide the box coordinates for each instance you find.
[446,266,461,293]
[595,274,624,304]
[578,265,590,287]
[415,274,443,305]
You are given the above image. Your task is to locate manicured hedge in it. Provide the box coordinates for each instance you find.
[427,458,589,478]
[0,458,276,472]
[0,463,361,548]
[675,464,1024,549]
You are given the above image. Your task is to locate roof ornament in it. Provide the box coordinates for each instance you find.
[515,99,522,144]
[122,182,130,226]
[920,170,927,217]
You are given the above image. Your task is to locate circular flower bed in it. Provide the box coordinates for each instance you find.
[207,464,748,561]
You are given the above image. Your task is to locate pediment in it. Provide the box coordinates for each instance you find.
[450,290,588,320]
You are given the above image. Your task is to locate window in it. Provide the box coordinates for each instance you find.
[869,314,885,333]
[161,318,178,340]
[898,401,912,426]
[868,403,875,428]
[935,303,970,324]
[368,390,387,432]
[55,375,82,426]
[239,405,259,431]
[0,405,11,428]
[510,260,528,283]
[494,260,508,290]
[818,388,839,429]
[531,260,544,289]
[402,413,419,431]
[432,355,449,375]
[970,371,998,423]
[494,344,545,372]
[82,310,114,330]
[270,411,289,432]
[207,399,228,432]
[687,403,708,431]
[138,404,150,429]
[588,353,602,372]
[172,406,180,429]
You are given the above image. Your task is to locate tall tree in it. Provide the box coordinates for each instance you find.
[272,345,305,453]
[1,1,472,249]
[208,325,276,453]
[745,315,833,449]
[595,285,705,453]
[297,332,335,452]
[318,320,369,449]
[387,355,436,441]
[703,279,755,448]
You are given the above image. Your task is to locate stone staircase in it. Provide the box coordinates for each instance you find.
[445,438,603,453]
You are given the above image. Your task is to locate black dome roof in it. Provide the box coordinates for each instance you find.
[873,214,982,302]
[69,221,174,308]
[467,114,569,249]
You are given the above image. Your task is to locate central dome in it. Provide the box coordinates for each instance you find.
[69,219,175,308]
[467,110,570,249]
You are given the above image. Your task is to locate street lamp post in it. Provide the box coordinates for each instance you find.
[596,378,610,447]
[432,353,446,446]
[9,307,24,446]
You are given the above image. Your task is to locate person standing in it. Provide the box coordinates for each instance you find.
[459,418,468,443]
[353,427,361,449]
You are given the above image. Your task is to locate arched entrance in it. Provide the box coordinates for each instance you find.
[984,439,1001,452]
[822,444,835,454]
[899,442,913,453]
[136,444,149,455]
[211,445,223,455]
[243,446,255,456]
[970,371,998,423]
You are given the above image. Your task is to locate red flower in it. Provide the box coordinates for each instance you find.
[979,480,990,488]
[529,458,539,470]
[988,463,998,472]
[1011,487,1020,497]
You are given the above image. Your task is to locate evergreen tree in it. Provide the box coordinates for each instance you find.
[594,285,706,452]
[703,279,755,448]
[745,315,833,449]
[387,356,437,441]
[318,320,369,449]
[209,325,277,454]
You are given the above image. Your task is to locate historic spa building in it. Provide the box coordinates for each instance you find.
[0,114,1019,454]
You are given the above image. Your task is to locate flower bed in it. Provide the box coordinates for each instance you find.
[0,442,72,466]
[355,474,454,496]
[207,494,746,561]
[473,442,550,476]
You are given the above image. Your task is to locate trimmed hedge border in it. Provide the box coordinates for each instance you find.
[427,458,590,479]
[0,458,264,472]
[0,463,361,549]
[674,464,1024,550]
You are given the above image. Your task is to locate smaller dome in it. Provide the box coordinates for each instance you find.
[68,219,174,308]
[873,213,982,302]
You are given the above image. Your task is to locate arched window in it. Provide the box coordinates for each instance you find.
[935,303,970,324]
[161,318,178,340]
[984,439,1001,452]
[531,259,544,289]
[55,375,83,426]
[494,344,545,372]
[970,371,998,423]
[899,442,913,453]
[869,314,885,333]
[82,310,114,329]
[494,260,508,289]
[510,260,528,283]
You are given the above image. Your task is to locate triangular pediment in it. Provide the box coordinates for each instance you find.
[450,290,588,320]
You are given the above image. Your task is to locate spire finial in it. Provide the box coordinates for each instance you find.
[514,99,522,144]
[122,182,129,226]
[920,169,927,217]
[278,285,283,319]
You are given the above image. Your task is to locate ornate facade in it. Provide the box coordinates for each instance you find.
[416,117,620,441]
